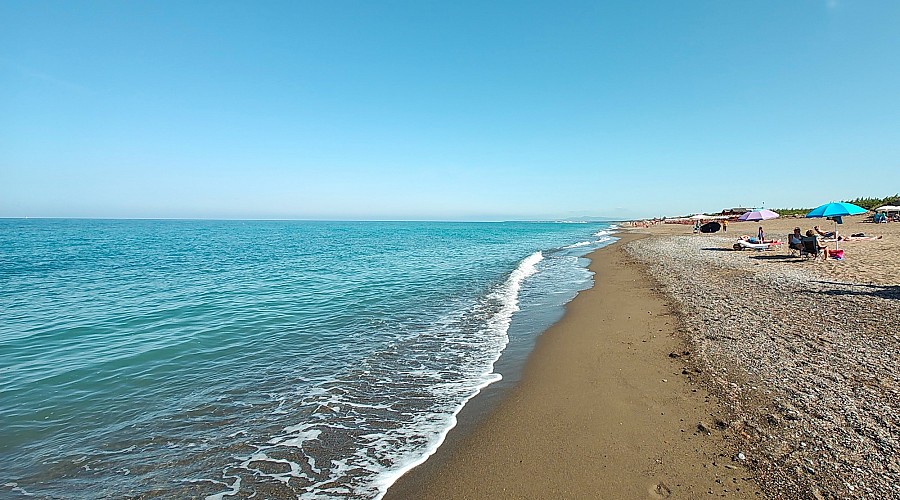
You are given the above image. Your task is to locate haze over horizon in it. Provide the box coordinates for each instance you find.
[3,1,899,220]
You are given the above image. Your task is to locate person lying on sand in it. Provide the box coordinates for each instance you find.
[740,235,763,244]
[838,234,883,241]
[739,235,781,246]
[814,226,836,238]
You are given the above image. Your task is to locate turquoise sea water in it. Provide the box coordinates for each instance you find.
[0,219,615,499]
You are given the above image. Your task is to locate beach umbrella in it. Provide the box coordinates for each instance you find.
[805,202,867,250]
[806,202,867,219]
[737,209,780,222]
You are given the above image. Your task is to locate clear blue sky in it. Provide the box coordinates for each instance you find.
[2,1,899,220]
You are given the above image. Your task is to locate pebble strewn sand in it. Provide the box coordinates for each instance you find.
[626,235,900,499]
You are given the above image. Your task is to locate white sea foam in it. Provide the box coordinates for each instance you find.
[219,252,547,498]
[371,251,543,498]
[488,251,543,333]
[204,473,242,500]
[11,486,36,497]
[274,427,322,448]
[200,249,555,499]
[4,483,35,497]
[369,372,503,499]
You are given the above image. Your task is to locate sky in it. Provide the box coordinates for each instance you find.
[2,0,899,220]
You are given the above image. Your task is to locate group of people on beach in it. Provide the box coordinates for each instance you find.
[628,219,660,228]
[749,225,882,247]
[811,226,882,241]
[742,225,768,244]
[781,226,882,260]
[873,212,899,223]
[736,225,882,261]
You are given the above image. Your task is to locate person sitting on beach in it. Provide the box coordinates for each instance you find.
[803,230,828,260]
[814,226,836,238]
[788,227,803,252]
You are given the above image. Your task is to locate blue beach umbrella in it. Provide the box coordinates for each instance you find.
[805,202,867,219]
[805,202,868,250]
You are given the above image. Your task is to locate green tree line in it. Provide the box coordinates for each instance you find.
[772,193,899,215]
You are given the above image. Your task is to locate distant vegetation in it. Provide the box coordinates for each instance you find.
[842,194,900,210]
[769,208,810,216]
[771,194,899,215]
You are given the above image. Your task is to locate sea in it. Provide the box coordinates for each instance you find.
[0,219,617,499]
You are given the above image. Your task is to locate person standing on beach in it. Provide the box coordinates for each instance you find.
[758,226,765,243]
[722,220,727,232]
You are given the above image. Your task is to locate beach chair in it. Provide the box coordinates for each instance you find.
[800,237,823,260]
[788,234,803,256]
[734,240,774,251]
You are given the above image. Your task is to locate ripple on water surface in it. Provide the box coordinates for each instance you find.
[0,219,615,498]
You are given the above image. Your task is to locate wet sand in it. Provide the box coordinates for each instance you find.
[386,233,760,499]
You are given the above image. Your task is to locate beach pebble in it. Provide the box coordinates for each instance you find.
[625,234,900,498]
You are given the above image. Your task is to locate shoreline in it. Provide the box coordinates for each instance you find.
[385,232,760,499]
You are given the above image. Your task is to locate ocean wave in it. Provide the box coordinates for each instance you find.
[2,220,612,499]
[203,252,546,500]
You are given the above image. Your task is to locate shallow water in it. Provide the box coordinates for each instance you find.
[0,219,615,498]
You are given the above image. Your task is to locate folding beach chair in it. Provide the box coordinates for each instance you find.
[788,235,803,256]
[800,237,823,260]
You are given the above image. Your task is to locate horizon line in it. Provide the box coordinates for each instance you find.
[0,216,629,223]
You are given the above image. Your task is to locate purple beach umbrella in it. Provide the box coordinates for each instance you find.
[737,209,780,222]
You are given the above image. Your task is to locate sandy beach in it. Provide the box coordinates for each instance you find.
[647,214,900,286]
[388,215,900,499]
[625,215,900,498]
[386,233,762,499]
